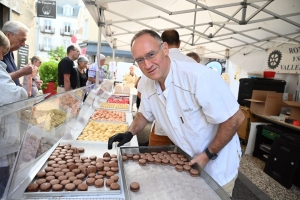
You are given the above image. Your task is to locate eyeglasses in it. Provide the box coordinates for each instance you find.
[134,43,162,66]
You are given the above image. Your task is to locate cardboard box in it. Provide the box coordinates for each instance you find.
[283,101,300,121]
[245,90,291,116]
[238,106,264,141]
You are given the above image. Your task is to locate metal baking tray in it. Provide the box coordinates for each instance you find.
[118,146,231,200]
[24,140,123,198]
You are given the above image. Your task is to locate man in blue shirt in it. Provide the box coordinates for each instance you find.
[2,21,33,86]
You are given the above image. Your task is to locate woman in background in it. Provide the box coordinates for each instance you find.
[77,56,88,87]
[22,56,43,97]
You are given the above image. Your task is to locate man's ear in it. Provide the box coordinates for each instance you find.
[162,42,169,56]
[177,40,181,48]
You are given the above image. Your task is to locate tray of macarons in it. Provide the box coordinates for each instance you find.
[118,146,230,200]
[24,140,125,198]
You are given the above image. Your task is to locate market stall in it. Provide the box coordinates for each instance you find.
[0,81,231,200]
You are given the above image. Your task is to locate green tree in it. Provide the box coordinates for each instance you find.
[48,46,66,61]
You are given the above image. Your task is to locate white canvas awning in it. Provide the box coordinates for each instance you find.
[82,0,300,58]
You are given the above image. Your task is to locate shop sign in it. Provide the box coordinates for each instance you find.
[17,44,29,69]
[265,45,300,74]
[37,0,56,19]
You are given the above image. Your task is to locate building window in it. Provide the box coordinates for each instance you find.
[45,20,51,30]
[64,22,71,33]
[63,6,73,16]
[44,37,51,50]
[63,39,70,49]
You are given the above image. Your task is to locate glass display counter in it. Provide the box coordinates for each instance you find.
[0,80,230,200]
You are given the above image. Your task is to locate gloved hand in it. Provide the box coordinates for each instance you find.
[108,131,133,149]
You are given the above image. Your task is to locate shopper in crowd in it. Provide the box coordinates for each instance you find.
[186,52,201,63]
[1,21,33,86]
[0,30,27,198]
[77,56,88,87]
[108,29,244,197]
[22,56,43,97]
[57,45,80,93]
[161,29,196,62]
[123,66,138,85]
[86,54,106,88]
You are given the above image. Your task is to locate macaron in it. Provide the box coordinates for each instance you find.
[103,152,110,157]
[86,178,95,186]
[94,179,104,188]
[183,165,191,172]
[110,182,120,190]
[68,176,77,182]
[76,173,86,180]
[77,147,85,153]
[65,183,76,191]
[60,180,71,186]
[89,155,97,160]
[132,155,140,161]
[46,176,55,182]
[26,183,39,192]
[52,184,63,192]
[154,158,162,165]
[36,171,46,179]
[106,179,114,186]
[111,175,119,182]
[55,172,64,178]
[73,179,82,187]
[44,167,53,172]
[161,159,169,165]
[78,183,88,191]
[130,182,140,192]
[122,156,128,162]
[138,159,146,166]
[40,182,52,192]
[46,172,55,177]
[190,169,200,177]
[95,175,104,180]
[49,179,60,185]
[175,165,183,172]
[88,173,96,178]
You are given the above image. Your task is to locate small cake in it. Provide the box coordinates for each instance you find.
[78,183,88,191]
[110,182,120,190]
[40,183,52,192]
[52,184,63,192]
[94,179,104,188]
[65,183,76,191]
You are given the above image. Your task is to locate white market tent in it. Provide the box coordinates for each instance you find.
[83,0,300,98]
[82,0,300,58]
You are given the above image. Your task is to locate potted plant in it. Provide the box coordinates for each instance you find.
[39,60,58,96]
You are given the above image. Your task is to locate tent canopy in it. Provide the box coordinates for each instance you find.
[83,0,300,58]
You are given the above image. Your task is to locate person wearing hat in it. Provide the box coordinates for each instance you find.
[86,54,106,88]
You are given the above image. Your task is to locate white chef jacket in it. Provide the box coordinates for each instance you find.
[139,59,242,186]
[169,48,196,62]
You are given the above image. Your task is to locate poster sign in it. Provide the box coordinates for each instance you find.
[37,0,56,19]
[17,44,29,69]
[265,45,300,73]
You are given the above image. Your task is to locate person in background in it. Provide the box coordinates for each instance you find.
[0,30,27,198]
[22,56,43,97]
[108,29,244,197]
[77,56,88,87]
[86,54,106,88]
[123,66,138,85]
[186,52,201,63]
[57,45,80,93]
[1,21,33,86]
[161,29,196,62]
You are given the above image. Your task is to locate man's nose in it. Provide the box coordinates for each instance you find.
[144,59,152,69]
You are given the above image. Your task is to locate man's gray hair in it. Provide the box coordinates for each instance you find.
[131,29,162,48]
[2,21,29,35]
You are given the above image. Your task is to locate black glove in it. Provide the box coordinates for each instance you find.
[108,131,133,149]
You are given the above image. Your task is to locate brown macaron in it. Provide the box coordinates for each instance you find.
[40,182,52,192]
[77,147,85,153]
[154,158,162,165]
[76,173,86,180]
[130,182,140,192]
[110,182,120,190]
[26,183,39,192]
[95,175,104,180]
[73,179,82,186]
[94,179,104,188]
[36,171,46,179]
[89,155,97,160]
[46,172,55,177]
[183,165,191,172]
[78,183,88,191]
[52,184,63,192]
[175,165,183,172]
[60,180,71,186]
[110,175,119,182]
[44,167,53,172]
[68,176,77,182]
[103,152,110,157]
[162,159,169,166]
[58,175,68,181]
[122,156,128,162]
[138,159,146,166]
[132,155,140,161]
[65,183,76,191]
[86,178,96,186]
[55,172,64,178]
[106,179,114,187]
[190,169,200,177]
[46,176,55,182]
[49,179,60,185]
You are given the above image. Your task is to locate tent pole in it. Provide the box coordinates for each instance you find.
[96,7,104,86]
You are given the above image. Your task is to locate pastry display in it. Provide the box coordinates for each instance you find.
[43,109,67,132]
[58,94,81,116]
[90,109,126,122]
[100,102,129,110]
[25,144,120,193]
[77,121,128,142]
